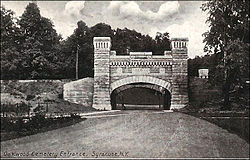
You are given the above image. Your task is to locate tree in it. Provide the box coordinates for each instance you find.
[90,23,114,37]
[154,32,171,54]
[111,28,169,55]
[0,6,20,51]
[76,21,93,78]
[0,6,22,79]
[112,28,138,54]
[201,0,249,109]
[60,20,93,79]
[18,3,62,79]
[61,22,172,78]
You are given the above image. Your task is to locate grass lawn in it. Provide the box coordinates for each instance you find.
[182,111,249,143]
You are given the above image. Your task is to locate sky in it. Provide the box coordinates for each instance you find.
[1,1,210,58]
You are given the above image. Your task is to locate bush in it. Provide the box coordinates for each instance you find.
[26,95,35,101]
[1,113,86,142]
[58,93,63,99]
[1,117,13,131]
[34,105,45,113]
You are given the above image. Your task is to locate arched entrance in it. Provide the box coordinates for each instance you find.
[110,81,171,110]
[91,37,188,110]
[110,76,172,110]
[111,83,171,110]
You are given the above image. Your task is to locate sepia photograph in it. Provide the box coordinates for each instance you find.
[0,0,249,159]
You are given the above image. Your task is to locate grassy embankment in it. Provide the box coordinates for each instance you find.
[0,78,96,113]
[0,78,95,141]
[181,77,249,143]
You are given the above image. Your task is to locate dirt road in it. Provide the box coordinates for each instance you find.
[1,110,249,158]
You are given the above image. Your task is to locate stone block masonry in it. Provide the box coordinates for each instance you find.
[171,38,189,109]
[92,37,112,110]
[92,37,189,110]
[63,78,93,107]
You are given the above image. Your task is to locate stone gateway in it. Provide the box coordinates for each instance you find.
[92,37,189,110]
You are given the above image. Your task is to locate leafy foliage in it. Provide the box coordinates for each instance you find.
[1,3,171,80]
[1,3,63,79]
[1,6,21,79]
[17,3,62,79]
[201,0,249,109]
[60,22,171,78]
[188,54,224,86]
[201,0,249,54]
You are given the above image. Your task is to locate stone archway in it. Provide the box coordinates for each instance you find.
[110,76,172,110]
[92,37,189,110]
[110,76,172,94]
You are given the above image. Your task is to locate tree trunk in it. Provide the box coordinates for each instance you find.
[222,74,231,110]
[223,86,230,110]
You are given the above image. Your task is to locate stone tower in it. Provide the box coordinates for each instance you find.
[170,38,189,109]
[92,37,112,110]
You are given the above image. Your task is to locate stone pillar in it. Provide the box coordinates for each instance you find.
[171,38,189,109]
[92,37,112,110]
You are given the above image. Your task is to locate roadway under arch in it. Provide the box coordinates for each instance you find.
[110,76,172,110]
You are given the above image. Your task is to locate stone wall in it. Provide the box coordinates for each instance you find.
[63,78,93,107]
